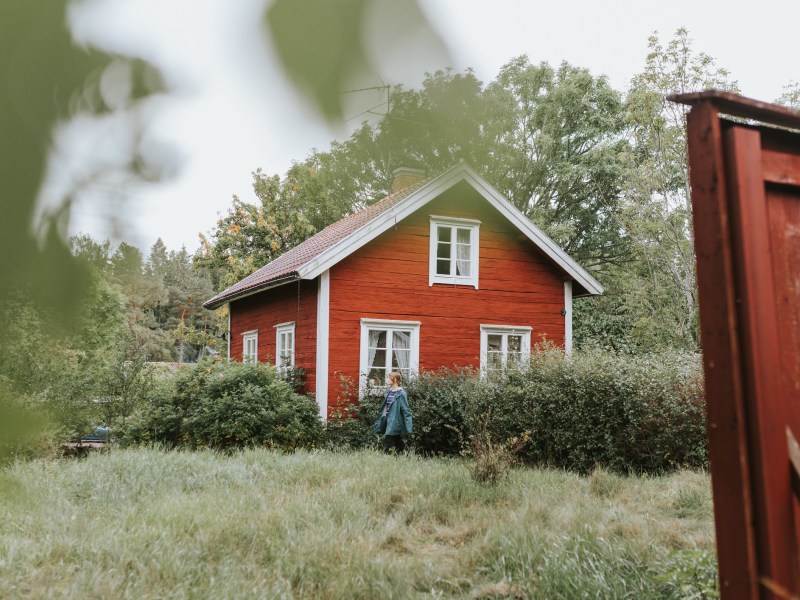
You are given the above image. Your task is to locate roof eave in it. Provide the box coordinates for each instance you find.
[203,274,301,310]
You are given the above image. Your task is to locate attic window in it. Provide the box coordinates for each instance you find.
[429,216,480,288]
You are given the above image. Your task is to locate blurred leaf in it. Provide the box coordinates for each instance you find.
[1,0,165,328]
[266,0,449,121]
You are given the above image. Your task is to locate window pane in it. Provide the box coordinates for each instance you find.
[369,329,387,349]
[487,334,502,352]
[455,256,470,277]
[436,259,450,275]
[370,348,386,369]
[437,226,451,242]
[456,228,471,244]
[487,351,502,371]
[393,330,411,350]
[508,335,522,353]
[392,349,411,371]
[367,367,386,388]
[437,241,451,259]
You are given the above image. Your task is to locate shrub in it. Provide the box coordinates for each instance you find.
[322,375,381,450]
[117,359,323,451]
[326,349,707,474]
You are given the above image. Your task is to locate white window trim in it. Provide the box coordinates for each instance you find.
[480,324,532,376]
[429,215,480,289]
[242,330,258,364]
[274,321,296,371]
[359,318,421,395]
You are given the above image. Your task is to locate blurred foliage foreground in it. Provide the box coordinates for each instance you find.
[0,0,444,459]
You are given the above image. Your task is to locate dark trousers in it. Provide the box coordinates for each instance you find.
[382,435,405,454]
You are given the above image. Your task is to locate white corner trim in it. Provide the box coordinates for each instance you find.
[315,271,330,422]
[564,281,573,355]
[227,307,231,361]
[295,162,603,296]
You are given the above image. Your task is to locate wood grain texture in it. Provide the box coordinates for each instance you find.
[327,181,567,405]
[229,280,318,393]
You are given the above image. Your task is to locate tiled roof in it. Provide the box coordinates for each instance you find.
[204,178,430,308]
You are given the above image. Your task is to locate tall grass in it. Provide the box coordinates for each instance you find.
[0,449,715,598]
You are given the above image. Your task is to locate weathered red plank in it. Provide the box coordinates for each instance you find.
[678,90,800,599]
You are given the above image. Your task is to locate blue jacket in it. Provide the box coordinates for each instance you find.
[377,388,413,435]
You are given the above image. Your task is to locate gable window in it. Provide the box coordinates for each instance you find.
[360,319,420,392]
[275,322,295,372]
[480,325,531,375]
[429,216,480,288]
[242,330,258,363]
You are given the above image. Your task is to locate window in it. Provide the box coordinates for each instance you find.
[360,319,420,392]
[480,325,531,375]
[429,216,480,288]
[275,322,295,372]
[242,330,258,363]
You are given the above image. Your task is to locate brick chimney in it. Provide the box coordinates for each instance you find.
[391,166,426,194]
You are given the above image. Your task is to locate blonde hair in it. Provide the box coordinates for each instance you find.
[389,371,402,385]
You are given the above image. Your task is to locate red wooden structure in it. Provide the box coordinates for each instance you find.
[673,90,800,599]
[205,163,603,418]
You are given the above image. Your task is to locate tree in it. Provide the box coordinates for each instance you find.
[777,81,800,110]
[196,170,317,289]
[607,28,738,351]
[483,58,629,267]
[149,242,220,362]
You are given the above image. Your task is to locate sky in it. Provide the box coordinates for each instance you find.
[58,0,800,254]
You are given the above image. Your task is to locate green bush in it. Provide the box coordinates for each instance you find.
[322,375,381,450]
[118,359,323,451]
[329,349,707,474]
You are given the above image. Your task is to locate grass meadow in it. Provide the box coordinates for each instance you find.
[0,449,716,599]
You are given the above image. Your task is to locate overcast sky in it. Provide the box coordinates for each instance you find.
[62,0,799,254]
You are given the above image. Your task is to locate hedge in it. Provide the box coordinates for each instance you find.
[326,349,707,474]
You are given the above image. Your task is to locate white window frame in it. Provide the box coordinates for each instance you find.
[429,215,480,289]
[275,321,295,372]
[480,325,532,376]
[242,330,258,364]
[359,318,421,395]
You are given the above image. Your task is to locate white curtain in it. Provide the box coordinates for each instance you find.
[392,330,411,372]
[456,228,470,276]
[368,329,383,371]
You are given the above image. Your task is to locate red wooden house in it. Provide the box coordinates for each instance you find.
[204,163,603,419]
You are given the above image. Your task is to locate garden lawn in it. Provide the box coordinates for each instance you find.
[0,449,716,599]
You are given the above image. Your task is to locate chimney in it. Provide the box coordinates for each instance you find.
[391,166,426,194]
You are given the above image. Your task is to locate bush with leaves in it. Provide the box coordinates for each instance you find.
[327,349,706,474]
[322,375,382,450]
[118,359,323,451]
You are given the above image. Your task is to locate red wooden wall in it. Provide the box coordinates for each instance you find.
[327,180,566,411]
[229,280,318,394]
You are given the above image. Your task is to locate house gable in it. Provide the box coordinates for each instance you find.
[296,163,602,297]
[324,182,571,411]
[205,162,602,310]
